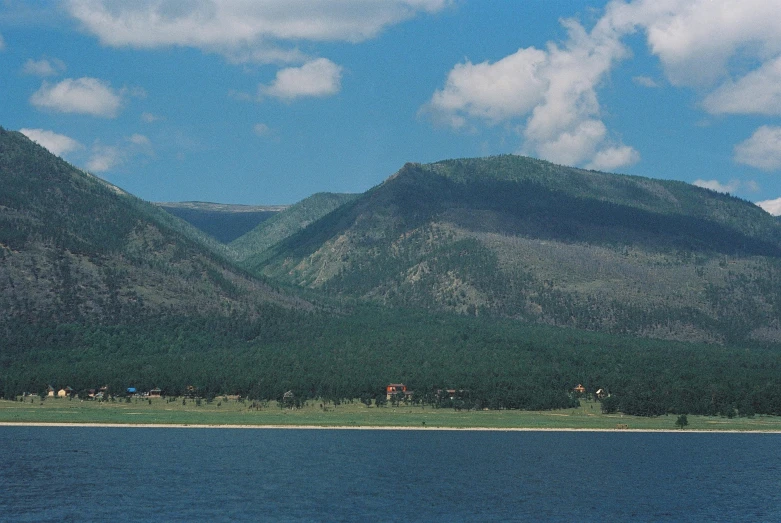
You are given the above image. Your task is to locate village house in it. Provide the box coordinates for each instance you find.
[386,383,407,400]
[386,384,414,402]
[573,384,586,394]
[57,386,75,398]
[149,388,162,398]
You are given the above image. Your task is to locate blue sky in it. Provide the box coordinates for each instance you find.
[3,1,781,213]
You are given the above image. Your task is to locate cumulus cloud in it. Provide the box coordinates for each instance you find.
[734,126,781,170]
[425,0,781,170]
[625,0,781,88]
[22,57,66,77]
[586,144,640,171]
[19,128,82,156]
[30,77,123,117]
[609,0,781,119]
[701,56,781,115]
[693,179,741,194]
[425,10,637,169]
[65,0,447,63]
[756,197,781,216]
[426,47,547,127]
[259,58,342,100]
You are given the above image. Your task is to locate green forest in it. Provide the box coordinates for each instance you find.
[3,306,781,418]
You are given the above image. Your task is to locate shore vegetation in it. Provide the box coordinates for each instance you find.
[2,398,780,431]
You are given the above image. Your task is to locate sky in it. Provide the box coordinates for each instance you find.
[2,1,781,214]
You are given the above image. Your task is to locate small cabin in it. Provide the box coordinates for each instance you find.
[386,383,407,400]
[47,385,55,397]
[57,387,75,398]
[573,384,586,394]
[149,388,162,398]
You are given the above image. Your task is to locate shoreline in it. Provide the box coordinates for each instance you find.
[1,422,779,433]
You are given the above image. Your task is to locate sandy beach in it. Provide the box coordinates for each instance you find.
[1,421,778,433]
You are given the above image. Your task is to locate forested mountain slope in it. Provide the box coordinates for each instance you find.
[256,156,781,344]
[3,130,781,417]
[230,192,358,266]
[0,127,307,324]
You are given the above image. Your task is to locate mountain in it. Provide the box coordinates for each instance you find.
[3,129,781,417]
[157,201,286,243]
[0,127,307,324]
[230,192,358,267]
[254,156,781,344]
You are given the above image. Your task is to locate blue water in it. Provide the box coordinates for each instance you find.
[1,428,779,522]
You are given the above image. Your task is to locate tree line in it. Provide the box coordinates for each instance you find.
[2,306,781,418]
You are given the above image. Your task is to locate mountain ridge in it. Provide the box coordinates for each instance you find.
[250,156,781,344]
[0,127,309,324]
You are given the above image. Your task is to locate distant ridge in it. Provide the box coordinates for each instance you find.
[230,192,359,266]
[157,201,286,243]
[157,201,288,213]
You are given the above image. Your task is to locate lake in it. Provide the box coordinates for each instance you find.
[1,427,779,522]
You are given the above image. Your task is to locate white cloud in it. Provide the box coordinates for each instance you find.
[632,75,657,88]
[734,126,781,170]
[19,128,82,156]
[426,11,636,169]
[586,144,640,171]
[693,179,741,194]
[756,197,781,216]
[609,0,781,116]
[22,57,66,77]
[701,56,781,115]
[260,58,342,100]
[600,0,781,87]
[65,0,448,63]
[87,144,122,172]
[426,47,547,126]
[425,0,781,170]
[30,77,123,117]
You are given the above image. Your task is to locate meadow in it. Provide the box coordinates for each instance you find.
[1,397,780,431]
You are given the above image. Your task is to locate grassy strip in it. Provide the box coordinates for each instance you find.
[1,398,780,431]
